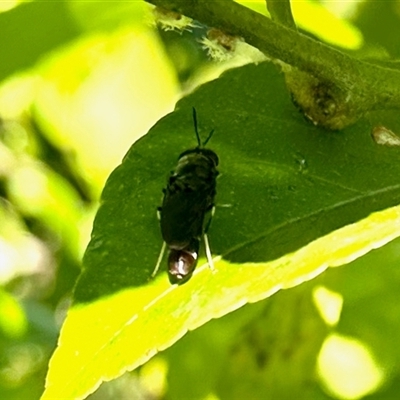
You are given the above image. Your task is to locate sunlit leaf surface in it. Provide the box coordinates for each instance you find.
[238,0,363,49]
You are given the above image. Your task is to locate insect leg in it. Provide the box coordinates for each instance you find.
[203,233,215,272]
[204,205,215,234]
[203,206,215,272]
[151,241,166,278]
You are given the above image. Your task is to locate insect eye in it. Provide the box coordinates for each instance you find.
[168,249,198,284]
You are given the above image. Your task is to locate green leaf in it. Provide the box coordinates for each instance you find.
[68,1,147,32]
[0,1,80,82]
[42,63,400,399]
[0,288,27,339]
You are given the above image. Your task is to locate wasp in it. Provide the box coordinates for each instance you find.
[152,108,219,284]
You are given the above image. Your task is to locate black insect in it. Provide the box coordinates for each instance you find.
[152,108,219,284]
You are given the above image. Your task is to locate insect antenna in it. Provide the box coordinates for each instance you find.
[192,107,202,147]
[202,129,215,147]
[192,107,215,147]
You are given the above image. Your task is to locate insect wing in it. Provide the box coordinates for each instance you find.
[160,188,209,249]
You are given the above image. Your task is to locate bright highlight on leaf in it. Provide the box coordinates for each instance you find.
[318,333,385,399]
[139,357,168,398]
[291,0,363,49]
[0,0,23,13]
[312,285,343,326]
[0,289,27,338]
[238,0,363,49]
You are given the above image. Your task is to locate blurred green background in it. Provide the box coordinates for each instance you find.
[0,1,400,399]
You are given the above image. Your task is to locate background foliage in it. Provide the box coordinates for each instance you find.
[0,1,400,400]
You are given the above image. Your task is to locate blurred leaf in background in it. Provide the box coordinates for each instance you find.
[0,1,178,399]
[1,1,400,400]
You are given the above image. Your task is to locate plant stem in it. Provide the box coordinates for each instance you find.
[146,0,400,113]
[266,0,296,30]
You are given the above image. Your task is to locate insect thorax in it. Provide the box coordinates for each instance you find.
[170,148,219,191]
